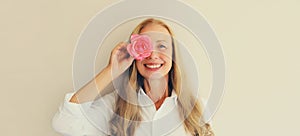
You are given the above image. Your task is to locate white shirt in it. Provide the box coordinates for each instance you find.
[52,88,211,136]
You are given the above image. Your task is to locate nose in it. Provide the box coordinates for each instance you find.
[146,51,159,59]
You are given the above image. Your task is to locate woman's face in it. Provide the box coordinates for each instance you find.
[135,24,173,79]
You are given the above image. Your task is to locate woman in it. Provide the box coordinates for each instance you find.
[52,18,214,136]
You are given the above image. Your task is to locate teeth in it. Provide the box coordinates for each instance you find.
[145,64,162,69]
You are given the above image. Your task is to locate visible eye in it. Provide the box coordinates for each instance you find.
[158,44,167,49]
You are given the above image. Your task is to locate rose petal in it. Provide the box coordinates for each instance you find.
[127,34,153,60]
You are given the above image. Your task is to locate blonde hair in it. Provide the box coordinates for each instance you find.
[109,18,213,136]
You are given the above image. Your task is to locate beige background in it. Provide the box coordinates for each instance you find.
[1,0,299,135]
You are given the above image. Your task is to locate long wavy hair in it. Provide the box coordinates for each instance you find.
[109,18,210,136]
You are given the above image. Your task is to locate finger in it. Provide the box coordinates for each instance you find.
[118,42,127,48]
[120,43,129,50]
[127,56,134,62]
[112,42,125,54]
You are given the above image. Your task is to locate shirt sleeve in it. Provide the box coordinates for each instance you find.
[52,92,116,136]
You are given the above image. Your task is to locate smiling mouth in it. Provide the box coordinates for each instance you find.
[144,64,163,69]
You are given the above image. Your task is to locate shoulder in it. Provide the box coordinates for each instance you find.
[199,98,213,124]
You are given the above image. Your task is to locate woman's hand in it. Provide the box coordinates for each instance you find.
[69,42,134,104]
[107,42,134,79]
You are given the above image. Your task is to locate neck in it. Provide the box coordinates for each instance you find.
[143,76,169,109]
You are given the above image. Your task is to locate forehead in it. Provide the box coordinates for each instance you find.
[140,24,172,42]
[140,24,170,34]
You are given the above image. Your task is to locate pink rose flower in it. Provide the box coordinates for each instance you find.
[127,34,153,60]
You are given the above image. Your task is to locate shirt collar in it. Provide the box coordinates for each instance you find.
[137,87,178,106]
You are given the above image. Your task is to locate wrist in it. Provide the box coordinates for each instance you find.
[104,65,118,80]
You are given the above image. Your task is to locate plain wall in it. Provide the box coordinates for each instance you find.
[1,0,299,135]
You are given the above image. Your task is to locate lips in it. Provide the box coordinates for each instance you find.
[144,63,163,70]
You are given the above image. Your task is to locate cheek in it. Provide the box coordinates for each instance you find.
[135,61,144,72]
[162,51,173,62]
[164,51,173,70]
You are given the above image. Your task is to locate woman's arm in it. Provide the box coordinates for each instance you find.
[69,42,134,104]
[53,92,116,136]
[69,66,113,104]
